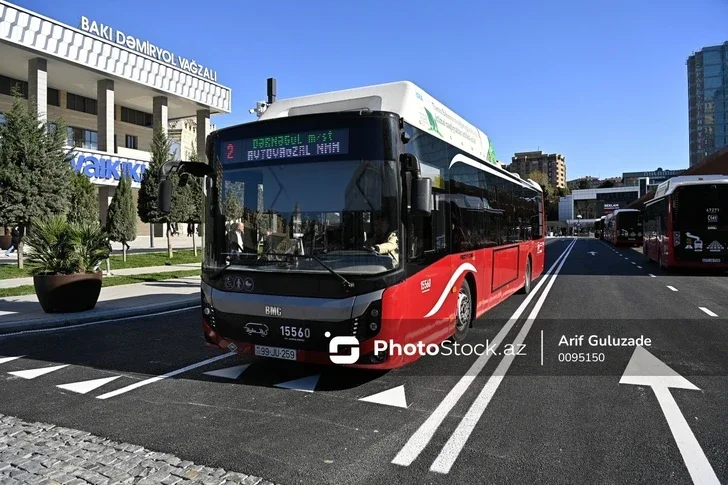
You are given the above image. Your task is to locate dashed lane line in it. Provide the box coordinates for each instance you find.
[637,266,642,269]
[667,286,678,292]
[649,274,657,278]
[699,307,719,318]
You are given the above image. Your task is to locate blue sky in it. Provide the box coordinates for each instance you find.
[15,0,728,179]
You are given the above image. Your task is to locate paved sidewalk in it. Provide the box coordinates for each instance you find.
[0,263,200,289]
[0,277,200,335]
[0,413,273,485]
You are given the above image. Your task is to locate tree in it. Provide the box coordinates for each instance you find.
[106,170,136,261]
[577,179,589,190]
[599,179,615,189]
[68,172,99,226]
[186,146,204,256]
[557,186,571,197]
[0,89,73,269]
[138,127,174,258]
[528,170,559,221]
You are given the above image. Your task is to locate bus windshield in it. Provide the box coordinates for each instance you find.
[616,211,642,235]
[216,159,400,274]
[673,184,728,259]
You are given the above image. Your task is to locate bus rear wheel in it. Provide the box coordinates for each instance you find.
[518,258,532,295]
[452,279,472,342]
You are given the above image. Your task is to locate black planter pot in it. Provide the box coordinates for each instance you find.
[0,234,11,251]
[33,272,103,313]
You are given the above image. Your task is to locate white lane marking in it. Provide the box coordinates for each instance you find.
[96,352,236,399]
[9,364,69,380]
[391,238,577,467]
[0,356,25,365]
[631,262,636,265]
[620,347,719,485]
[429,235,576,474]
[359,385,408,409]
[274,374,320,393]
[203,364,250,380]
[57,376,121,394]
[699,307,718,317]
[649,274,657,278]
[0,311,18,317]
[425,263,478,317]
[637,266,642,269]
[667,286,678,292]
[0,306,199,339]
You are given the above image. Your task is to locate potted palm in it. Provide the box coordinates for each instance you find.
[26,215,110,313]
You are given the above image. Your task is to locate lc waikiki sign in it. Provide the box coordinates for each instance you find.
[70,149,148,189]
[79,16,218,82]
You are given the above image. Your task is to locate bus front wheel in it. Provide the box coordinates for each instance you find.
[453,279,472,342]
[518,257,532,295]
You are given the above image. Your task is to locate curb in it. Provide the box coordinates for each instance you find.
[0,297,199,336]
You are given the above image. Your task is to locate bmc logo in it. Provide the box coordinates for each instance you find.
[265,306,282,316]
[325,331,359,364]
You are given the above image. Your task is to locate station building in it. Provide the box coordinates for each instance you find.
[558,185,648,222]
[0,1,231,235]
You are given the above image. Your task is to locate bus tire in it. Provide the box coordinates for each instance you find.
[518,257,532,295]
[453,278,472,342]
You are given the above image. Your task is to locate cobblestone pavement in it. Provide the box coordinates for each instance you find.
[0,414,275,485]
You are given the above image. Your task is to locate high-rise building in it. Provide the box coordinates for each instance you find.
[687,42,728,167]
[508,151,566,188]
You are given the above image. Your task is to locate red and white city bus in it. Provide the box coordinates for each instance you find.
[604,209,643,246]
[643,175,728,269]
[159,81,546,369]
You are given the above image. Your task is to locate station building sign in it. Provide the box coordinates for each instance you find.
[69,149,148,189]
[79,16,218,82]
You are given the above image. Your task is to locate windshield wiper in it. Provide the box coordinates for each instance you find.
[262,252,355,290]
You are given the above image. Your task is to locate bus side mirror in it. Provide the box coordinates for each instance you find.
[159,179,173,214]
[411,176,432,215]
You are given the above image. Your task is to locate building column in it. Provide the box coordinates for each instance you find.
[196,108,211,162]
[153,96,168,135]
[97,79,114,152]
[28,58,47,123]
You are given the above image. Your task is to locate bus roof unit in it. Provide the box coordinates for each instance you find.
[652,174,728,201]
[256,81,498,169]
[611,208,640,215]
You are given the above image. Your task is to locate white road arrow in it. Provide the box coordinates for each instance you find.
[620,346,719,485]
[588,251,597,256]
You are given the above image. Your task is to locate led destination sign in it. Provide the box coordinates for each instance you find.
[224,129,349,163]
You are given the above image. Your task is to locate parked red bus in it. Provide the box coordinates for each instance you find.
[158,81,546,369]
[604,209,643,246]
[594,216,606,239]
[643,175,728,269]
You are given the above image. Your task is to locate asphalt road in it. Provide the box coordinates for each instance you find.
[0,237,726,484]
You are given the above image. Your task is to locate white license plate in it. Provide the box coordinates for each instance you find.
[255,345,297,361]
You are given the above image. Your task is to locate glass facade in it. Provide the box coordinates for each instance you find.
[688,42,728,167]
